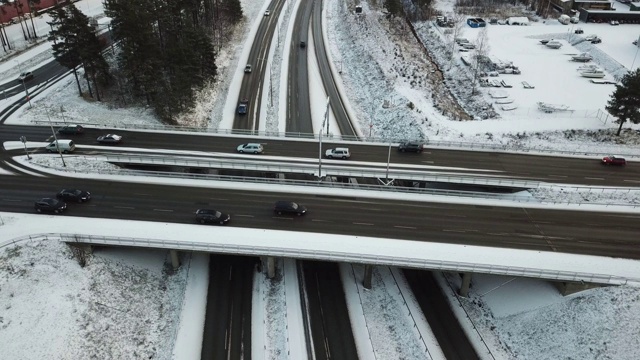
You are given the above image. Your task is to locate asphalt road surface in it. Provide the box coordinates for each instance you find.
[201,254,255,360]
[3,125,638,187]
[301,261,358,360]
[404,270,479,360]
[1,174,640,260]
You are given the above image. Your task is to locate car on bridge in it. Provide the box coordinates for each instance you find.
[57,124,84,135]
[244,64,252,73]
[325,147,350,159]
[236,143,263,154]
[195,209,231,225]
[237,103,248,115]
[264,10,270,16]
[56,189,91,203]
[398,141,424,153]
[274,201,307,216]
[97,134,122,144]
[602,155,626,165]
[35,198,67,214]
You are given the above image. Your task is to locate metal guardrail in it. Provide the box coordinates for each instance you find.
[53,233,637,286]
[32,120,640,158]
[100,154,541,189]
[32,161,640,207]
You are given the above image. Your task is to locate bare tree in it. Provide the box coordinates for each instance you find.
[447,13,466,70]
[471,27,490,96]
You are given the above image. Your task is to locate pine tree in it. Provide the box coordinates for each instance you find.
[605,69,640,136]
[48,6,83,95]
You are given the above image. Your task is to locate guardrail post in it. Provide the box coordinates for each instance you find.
[459,272,472,297]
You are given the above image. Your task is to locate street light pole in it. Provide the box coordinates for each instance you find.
[318,97,330,181]
[46,110,66,167]
[20,136,31,160]
[14,60,32,108]
[385,142,391,182]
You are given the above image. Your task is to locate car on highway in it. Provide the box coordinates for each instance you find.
[236,143,263,154]
[398,141,424,153]
[57,124,84,135]
[237,103,247,115]
[264,10,270,16]
[273,201,307,216]
[18,71,33,82]
[300,41,306,48]
[195,209,231,225]
[34,198,67,214]
[244,64,252,73]
[56,189,91,203]
[325,147,350,159]
[602,155,626,165]
[97,134,122,144]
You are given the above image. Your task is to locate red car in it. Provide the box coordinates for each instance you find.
[602,155,626,165]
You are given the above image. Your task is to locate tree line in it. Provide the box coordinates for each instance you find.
[48,0,243,122]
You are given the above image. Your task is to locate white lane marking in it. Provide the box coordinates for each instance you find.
[134,193,150,196]
[233,214,254,218]
[547,175,568,178]
[353,222,374,226]
[421,161,435,164]
[153,208,173,212]
[311,219,330,222]
[623,180,640,183]
[584,177,604,180]
[2,199,22,202]
[210,198,229,201]
[114,206,134,209]
[394,225,416,229]
[443,229,466,233]
[3,161,46,177]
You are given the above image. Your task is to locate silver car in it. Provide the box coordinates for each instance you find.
[236,143,264,154]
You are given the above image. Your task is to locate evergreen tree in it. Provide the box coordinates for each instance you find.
[227,0,243,23]
[605,69,640,136]
[48,7,83,95]
[384,0,404,17]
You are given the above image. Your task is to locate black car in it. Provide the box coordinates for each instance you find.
[57,124,84,135]
[35,198,67,214]
[195,209,231,225]
[18,71,33,82]
[56,189,91,203]
[274,201,307,216]
[300,41,306,48]
[398,142,424,153]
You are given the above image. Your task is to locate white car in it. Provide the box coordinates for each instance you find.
[264,10,270,16]
[97,134,122,144]
[236,143,263,154]
[325,147,350,159]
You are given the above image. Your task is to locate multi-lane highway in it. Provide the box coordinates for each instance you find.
[1,174,639,260]
[2,124,638,187]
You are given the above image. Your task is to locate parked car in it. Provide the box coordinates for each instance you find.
[602,155,626,165]
[56,189,91,203]
[273,201,307,216]
[237,103,248,115]
[610,20,620,26]
[264,10,270,16]
[34,198,67,214]
[244,64,252,73]
[634,39,638,46]
[45,139,75,153]
[590,37,602,44]
[325,147,350,159]
[57,124,84,135]
[236,143,263,154]
[195,209,231,225]
[574,28,584,34]
[398,142,424,153]
[18,71,33,82]
[97,134,122,144]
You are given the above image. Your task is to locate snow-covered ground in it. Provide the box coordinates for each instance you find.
[2,0,640,359]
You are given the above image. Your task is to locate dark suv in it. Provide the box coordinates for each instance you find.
[195,209,231,225]
[35,198,67,214]
[274,201,307,216]
[398,142,424,153]
[57,124,84,135]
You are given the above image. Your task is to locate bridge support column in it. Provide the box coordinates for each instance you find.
[363,264,373,289]
[170,250,180,270]
[459,272,472,297]
[267,257,276,279]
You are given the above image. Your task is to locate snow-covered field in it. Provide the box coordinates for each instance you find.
[2,0,640,359]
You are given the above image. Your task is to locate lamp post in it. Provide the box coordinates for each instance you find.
[46,110,66,167]
[385,142,392,182]
[20,136,31,160]
[14,60,32,108]
[318,97,330,181]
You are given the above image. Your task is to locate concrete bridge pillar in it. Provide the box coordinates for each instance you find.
[170,250,180,270]
[267,257,276,279]
[363,264,373,289]
[459,272,472,297]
